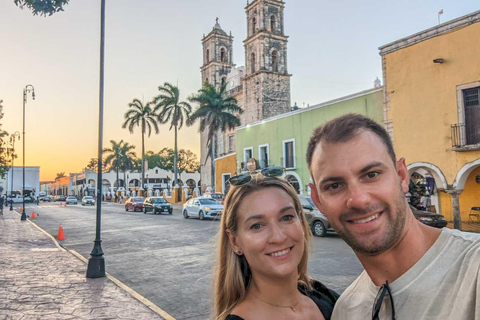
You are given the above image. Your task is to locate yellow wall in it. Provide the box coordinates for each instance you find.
[439,192,452,221]
[215,154,237,194]
[459,167,480,221]
[384,22,480,182]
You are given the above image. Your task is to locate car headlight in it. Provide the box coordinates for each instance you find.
[204,207,211,211]
[438,217,445,221]
[418,217,433,222]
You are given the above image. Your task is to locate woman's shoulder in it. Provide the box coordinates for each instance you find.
[225,315,244,320]
[298,280,340,320]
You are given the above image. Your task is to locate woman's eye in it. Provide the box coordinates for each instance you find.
[250,223,261,230]
[282,215,294,222]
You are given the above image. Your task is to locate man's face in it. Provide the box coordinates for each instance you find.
[309,130,409,255]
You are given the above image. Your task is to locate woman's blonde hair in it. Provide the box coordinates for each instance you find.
[214,175,313,320]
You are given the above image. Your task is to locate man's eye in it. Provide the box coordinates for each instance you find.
[366,172,379,179]
[326,183,340,191]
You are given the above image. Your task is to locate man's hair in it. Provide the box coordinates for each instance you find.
[306,113,396,170]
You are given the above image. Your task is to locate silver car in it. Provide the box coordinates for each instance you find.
[183,197,223,220]
[299,195,335,237]
[66,196,78,205]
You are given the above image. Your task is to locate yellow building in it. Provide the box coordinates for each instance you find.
[379,10,480,229]
[214,153,237,194]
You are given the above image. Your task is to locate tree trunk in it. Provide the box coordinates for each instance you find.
[141,121,145,191]
[210,136,215,192]
[174,123,178,187]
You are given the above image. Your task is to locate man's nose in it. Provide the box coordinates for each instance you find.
[346,182,371,210]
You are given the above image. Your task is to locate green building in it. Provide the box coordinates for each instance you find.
[235,87,384,194]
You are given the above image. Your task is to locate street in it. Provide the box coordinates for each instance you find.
[16,202,363,320]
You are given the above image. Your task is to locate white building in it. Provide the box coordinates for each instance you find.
[5,166,40,197]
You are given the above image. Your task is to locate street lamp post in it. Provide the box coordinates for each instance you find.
[87,0,106,279]
[21,85,35,221]
[9,131,20,211]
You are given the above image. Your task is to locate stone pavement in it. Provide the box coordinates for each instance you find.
[0,210,168,320]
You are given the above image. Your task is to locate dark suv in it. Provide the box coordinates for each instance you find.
[143,197,173,214]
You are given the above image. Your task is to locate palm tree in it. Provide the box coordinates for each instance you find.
[122,99,159,191]
[103,140,124,190]
[152,82,191,188]
[188,83,243,191]
[119,141,137,192]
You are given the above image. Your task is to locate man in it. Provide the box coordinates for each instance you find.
[306,113,480,319]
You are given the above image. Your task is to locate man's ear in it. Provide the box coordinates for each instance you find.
[225,228,241,253]
[309,182,324,212]
[396,157,409,194]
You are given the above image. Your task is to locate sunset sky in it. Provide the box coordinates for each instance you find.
[1,0,478,180]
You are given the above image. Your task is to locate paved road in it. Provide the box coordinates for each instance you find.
[16,202,363,320]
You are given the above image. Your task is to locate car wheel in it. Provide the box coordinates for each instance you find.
[199,211,205,220]
[125,206,128,212]
[144,207,147,214]
[183,210,189,219]
[169,210,172,215]
[313,221,327,237]
[82,204,85,206]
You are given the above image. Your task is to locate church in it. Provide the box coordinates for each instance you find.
[199,0,292,192]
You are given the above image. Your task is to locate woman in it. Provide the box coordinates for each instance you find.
[214,168,338,320]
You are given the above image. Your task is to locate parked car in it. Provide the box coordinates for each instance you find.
[125,197,145,212]
[183,197,224,220]
[41,196,51,202]
[299,195,335,237]
[410,205,447,228]
[81,196,95,206]
[66,196,78,205]
[54,195,66,202]
[143,197,173,214]
[205,192,225,204]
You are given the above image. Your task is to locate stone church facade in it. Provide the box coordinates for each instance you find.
[199,0,291,192]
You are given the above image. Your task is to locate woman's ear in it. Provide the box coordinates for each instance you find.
[226,229,242,255]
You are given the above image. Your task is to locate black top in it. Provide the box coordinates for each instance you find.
[225,280,339,320]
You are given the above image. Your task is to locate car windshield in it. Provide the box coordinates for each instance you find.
[210,194,222,199]
[67,197,75,199]
[199,199,219,205]
[305,197,315,208]
[151,198,167,204]
[134,197,144,202]
[85,197,93,200]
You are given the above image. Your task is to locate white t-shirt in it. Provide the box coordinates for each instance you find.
[332,228,480,320]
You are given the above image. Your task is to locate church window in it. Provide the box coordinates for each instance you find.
[270,16,276,32]
[206,49,210,62]
[252,17,257,34]
[205,78,209,84]
[272,50,278,72]
[221,48,226,62]
[221,77,227,86]
[251,53,256,73]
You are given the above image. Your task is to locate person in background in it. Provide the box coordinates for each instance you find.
[214,169,338,320]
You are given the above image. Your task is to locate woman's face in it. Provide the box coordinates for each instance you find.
[229,187,305,280]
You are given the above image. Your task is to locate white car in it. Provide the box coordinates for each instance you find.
[183,197,223,220]
[66,196,78,205]
[82,196,96,206]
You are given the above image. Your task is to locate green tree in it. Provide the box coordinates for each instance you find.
[188,83,243,191]
[0,100,10,178]
[178,149,200,174]
[152,82,191,188]
[86,157,108,173]
[119,141,137,190]
[159,148,174,173]
[122,99,159,190]
[14,0,69,16]
[56,172,66,180]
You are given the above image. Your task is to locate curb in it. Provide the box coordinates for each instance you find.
[12,209,176,320]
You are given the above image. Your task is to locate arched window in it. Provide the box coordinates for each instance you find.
[220,48,226,62]
[270,15,276,32]
[205,77,209,84]
[251,53,256,73]
[252,17,257,34]
[272,50,278,72]
[206,49,210,62]
[221,77,227,86]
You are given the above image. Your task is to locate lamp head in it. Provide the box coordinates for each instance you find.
[32,91,35,100]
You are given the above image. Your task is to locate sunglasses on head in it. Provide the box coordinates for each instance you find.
[228,166,285,186]
[372,280,395,320]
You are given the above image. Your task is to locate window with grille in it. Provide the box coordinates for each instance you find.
[228,135,235,152]
[463,86,480,145]
[283,139,295,169]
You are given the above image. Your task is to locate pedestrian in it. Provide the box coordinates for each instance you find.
[306,113,480,319]
[0,194,4,215]
[418,194,427,211]
[214,170,338,320]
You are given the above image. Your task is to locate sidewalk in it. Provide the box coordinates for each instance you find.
[0,210,169,320]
